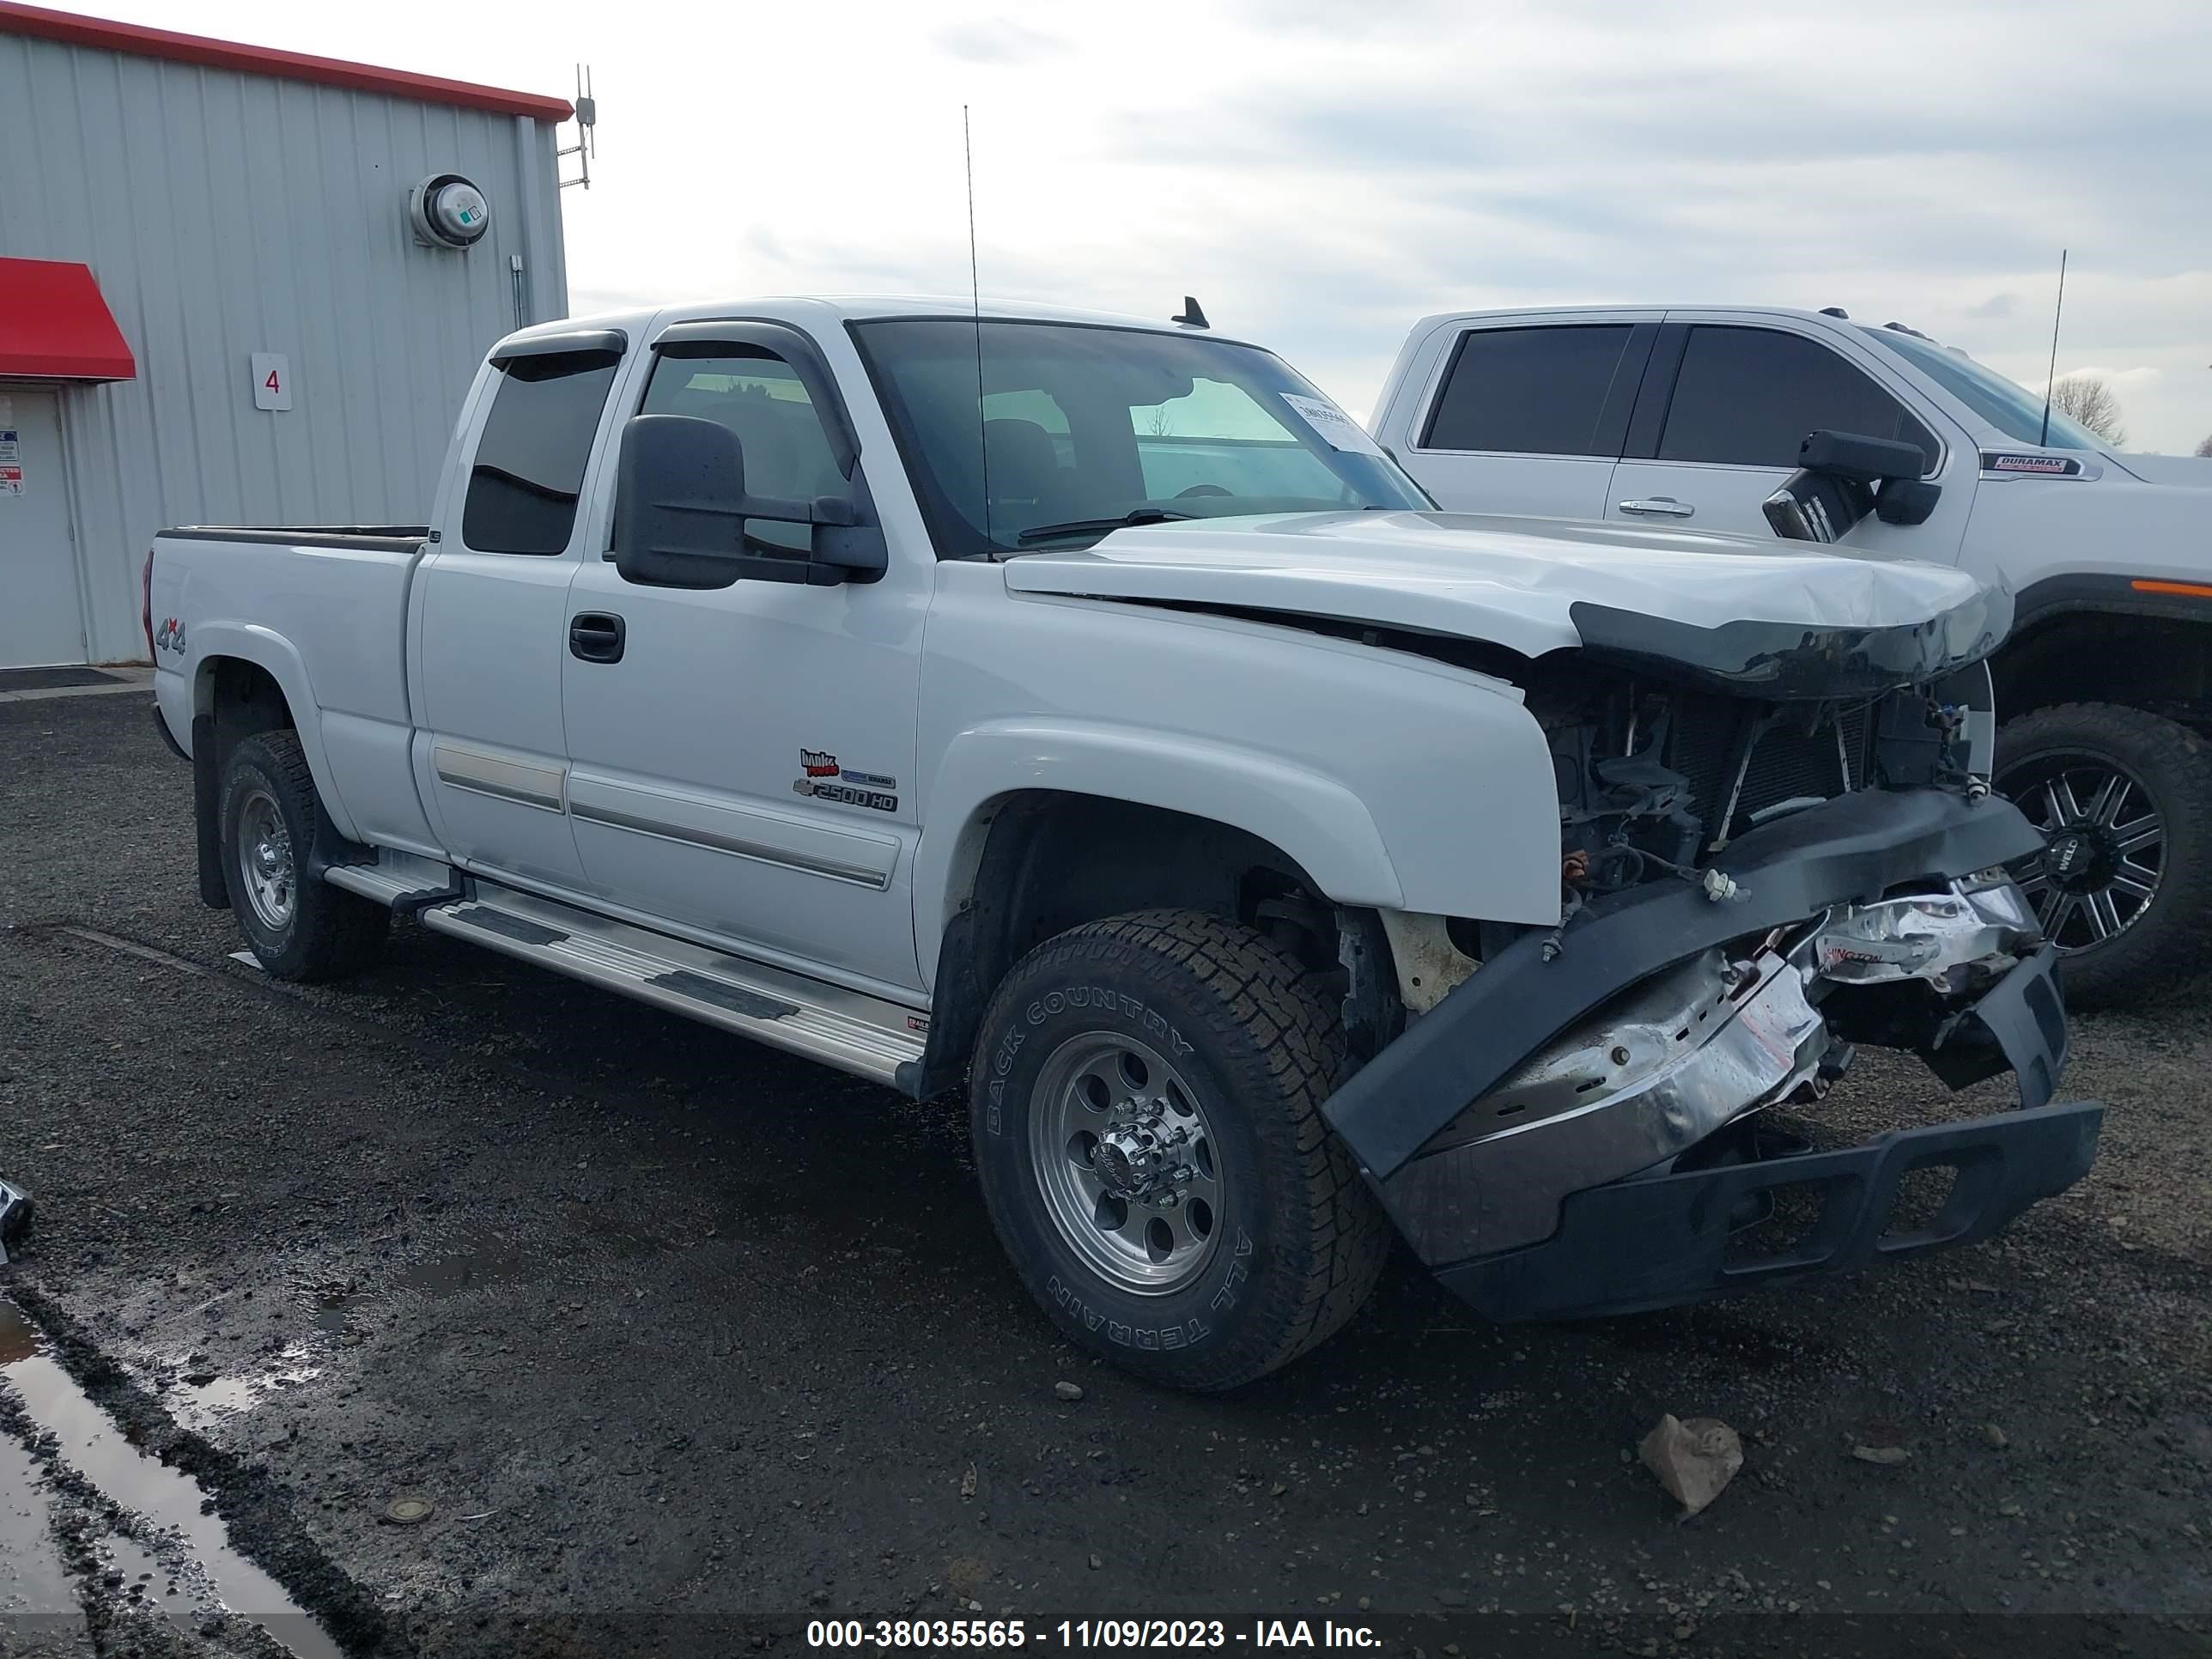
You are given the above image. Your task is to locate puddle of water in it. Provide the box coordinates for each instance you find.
[0,1434,81,1618]
[169,1343,325,1432]
[0,1297,343,1659]
[86,1531,337,1656]
[0,1310,34,1367]
[96,1531,194,1641]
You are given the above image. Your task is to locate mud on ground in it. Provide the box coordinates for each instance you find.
[1,694,2207,1656]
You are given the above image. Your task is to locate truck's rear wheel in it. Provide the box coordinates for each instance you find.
[969,909,1389,1391]
[1996,702,2212,1007]
[217,731,388,981]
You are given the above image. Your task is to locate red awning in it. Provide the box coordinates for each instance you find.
[0,258,137,380]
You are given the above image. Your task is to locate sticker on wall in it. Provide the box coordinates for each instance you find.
[252,352,294,411]
[0,429,18,465]
[0,465,22,496]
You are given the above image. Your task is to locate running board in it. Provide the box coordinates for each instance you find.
[416,886,927,1088]
[324,848,462,913]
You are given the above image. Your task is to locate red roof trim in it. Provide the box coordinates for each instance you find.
[0,259,137,381]
[0,3,573,121]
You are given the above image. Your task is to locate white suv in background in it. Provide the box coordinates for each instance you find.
[1370,305,2212,1005]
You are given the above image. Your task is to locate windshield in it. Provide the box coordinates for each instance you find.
[851,319,1431,555]
[1861,326,2105,453]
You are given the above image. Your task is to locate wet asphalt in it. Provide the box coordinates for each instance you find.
[1,692,2209,1659]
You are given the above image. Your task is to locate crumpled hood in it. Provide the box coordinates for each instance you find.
[1002,510,2008,678]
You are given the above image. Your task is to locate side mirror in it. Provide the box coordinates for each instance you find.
[1762,428,1942,543]
[611,414,885,589]
[1798,428,1927,483]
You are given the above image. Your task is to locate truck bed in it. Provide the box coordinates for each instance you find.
[151,523,434,851]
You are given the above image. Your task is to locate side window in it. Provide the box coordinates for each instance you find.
[1421,325,1642,457]
[1659,326,1940,472]
[637,348,844,553]
[461,349,620,555]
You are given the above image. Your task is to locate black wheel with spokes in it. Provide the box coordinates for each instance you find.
[2008,757,2162,945]
[1996,702,2212,1007]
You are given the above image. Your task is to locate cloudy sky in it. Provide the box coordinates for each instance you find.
[114,0,2212,452]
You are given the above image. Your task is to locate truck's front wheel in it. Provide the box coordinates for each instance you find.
[217,731,388,981]
[1996,702,2212,1007]
[969,909,1389,1391]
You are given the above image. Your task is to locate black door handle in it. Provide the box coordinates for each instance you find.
[568,612,625,663]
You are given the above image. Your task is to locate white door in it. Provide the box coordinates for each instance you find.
[1606,319,1974,559]
[1389,315,1661,520]
[0,391,89,667]
[412,342,623,893]
[560,333,927,994]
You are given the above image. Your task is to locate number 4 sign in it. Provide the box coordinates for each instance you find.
[251,352,294,411]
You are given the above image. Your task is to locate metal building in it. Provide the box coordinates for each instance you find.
[0,2,574,668]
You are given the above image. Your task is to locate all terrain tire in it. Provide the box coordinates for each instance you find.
[1995,702,2212,1007]
[217,731,388,981]
[969,908,1389,1391]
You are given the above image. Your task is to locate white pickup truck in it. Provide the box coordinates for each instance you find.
[147,296,2099,1390]
[1370,305,2212,1005]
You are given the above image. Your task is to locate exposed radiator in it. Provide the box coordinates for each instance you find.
[1668,698,1875,836]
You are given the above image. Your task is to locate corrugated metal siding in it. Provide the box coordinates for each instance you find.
[0,30,568,661]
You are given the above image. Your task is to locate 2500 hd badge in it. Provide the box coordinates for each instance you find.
[793,749,897,811]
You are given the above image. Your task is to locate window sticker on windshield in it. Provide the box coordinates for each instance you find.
[1279,393,1387,459]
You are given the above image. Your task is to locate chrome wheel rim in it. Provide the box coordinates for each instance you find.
[1029,1032,1222,1296]
[236,787,296,933]
[2001,754,2162,952]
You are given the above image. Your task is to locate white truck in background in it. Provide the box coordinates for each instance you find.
[146,295,2097,1389]
[1370,307,2212,1005]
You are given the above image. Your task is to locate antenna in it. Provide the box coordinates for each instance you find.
[2039,248,2068,447]
[965,106,992,551]
[558,65,597,190]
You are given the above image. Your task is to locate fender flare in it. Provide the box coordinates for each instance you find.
[188,623,362,842]
[912,718,1407,985]
[2008,572,2212,633]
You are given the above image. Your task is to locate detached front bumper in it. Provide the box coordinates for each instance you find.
[1322,789,2103,1321]
[1439,1094,2101,1322]
[1442,938,2100,1322]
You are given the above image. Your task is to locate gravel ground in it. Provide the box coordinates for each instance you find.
[1,692,2208,1657]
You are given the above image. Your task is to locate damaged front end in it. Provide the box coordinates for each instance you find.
[1323,602,2101,1322]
